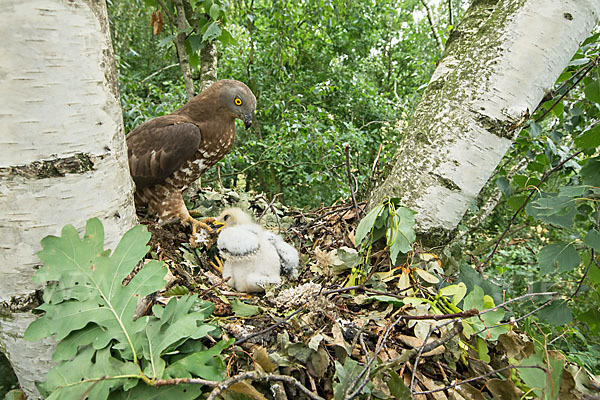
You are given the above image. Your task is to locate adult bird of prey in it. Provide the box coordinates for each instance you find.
[215,207,299,293]
[126,80,256,238]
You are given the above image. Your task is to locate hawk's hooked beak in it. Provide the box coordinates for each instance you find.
[243,114,253,129]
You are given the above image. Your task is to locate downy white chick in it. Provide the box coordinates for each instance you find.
[216,208,299,293]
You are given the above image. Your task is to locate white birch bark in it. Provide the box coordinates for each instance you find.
[0,0,137,397]
[368,0,600,243]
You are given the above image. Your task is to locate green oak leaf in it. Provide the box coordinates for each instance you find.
[538,242,580,274]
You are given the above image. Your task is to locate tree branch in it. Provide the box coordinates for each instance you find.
[206,372,324,400]
[477,151,582,269]
[172,0,195,100]
[419,0,444,52]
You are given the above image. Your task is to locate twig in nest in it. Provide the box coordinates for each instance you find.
[197,276,231,298]
[206,371,324,400]
[412,365,546,396]
[235,307,305,346]
[410,324,435,394]
[345,145,361,219]
[257,193,280,221]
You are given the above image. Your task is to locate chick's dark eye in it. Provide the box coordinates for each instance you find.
[234,97,243,106]
[223,214,230,221]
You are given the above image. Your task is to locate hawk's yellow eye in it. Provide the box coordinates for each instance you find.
[234,97,243,106]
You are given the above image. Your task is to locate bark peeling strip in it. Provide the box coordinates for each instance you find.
[0,153,97,180]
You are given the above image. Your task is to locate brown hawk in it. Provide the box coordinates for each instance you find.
[126,79,256,236]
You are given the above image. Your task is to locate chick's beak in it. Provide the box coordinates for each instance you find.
[243,114,253,129]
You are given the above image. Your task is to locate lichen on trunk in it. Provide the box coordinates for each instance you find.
[0,0,138,397]
[368,0,600,245]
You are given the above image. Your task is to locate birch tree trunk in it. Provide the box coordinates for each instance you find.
[368,0,600,244]
[0,1,137,397]
[198,40,219,92]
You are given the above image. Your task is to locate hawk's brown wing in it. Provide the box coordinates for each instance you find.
[126,115,202,189]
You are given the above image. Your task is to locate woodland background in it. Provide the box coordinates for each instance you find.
[1,0,599,398]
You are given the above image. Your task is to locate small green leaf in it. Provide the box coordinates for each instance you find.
[528,121,542,137]
[230,299,259,317]
[496,176,512,198]
[165,339,232,381]
[583,229,600,252]
[476,337,490,362]
[333,358,371,400]
[463,286,507,340]
[578,308,600,331]
[526,194,577,228]
[218,28,237,45]
[388,207,416,263]
[574,125,600,149]
[209,3,220,20]
[164,285,190,297]
[355,204,384,246]
[584,78,600,103]
[158,34,175,47]
[387,370,411,399]
[414,268,439,284]
[581,157,600,187]
[203,21,222,41]
[365,295,403,307]
[537,300,572,326]
[538,242,580,274]
[440,283,467,305]
[507,194,527,211]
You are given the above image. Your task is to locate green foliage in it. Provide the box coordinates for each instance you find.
[470,31,600,374]
[333,357,372,400]
[109,0,440,207]
[25,219,230,399]
[461,286,507,341]
[353,197,416,286]
[518,348,565,400]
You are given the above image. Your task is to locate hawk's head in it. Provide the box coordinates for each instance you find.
[218,80,257,129]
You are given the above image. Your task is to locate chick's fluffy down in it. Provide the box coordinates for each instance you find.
[216,208,299,293]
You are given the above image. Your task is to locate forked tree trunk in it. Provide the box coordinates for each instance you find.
[0,0,137,397]
[368,0,600,244]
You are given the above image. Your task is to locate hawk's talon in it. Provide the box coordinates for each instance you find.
[188,217,224,248]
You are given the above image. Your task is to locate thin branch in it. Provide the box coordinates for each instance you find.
[535,56,598,122]
[402,308,478,321]
[477,151,582,269]
[172,0,195,100]
[413,365,546,395]
[154,377,218,387]
[571,203,599,298]
[257,193,281,221]
[206,372,324,400]
[472,297,556,337]
[410,324,435,394]
[371,143,383,180]
[345,145,361,219]
[477,291,557,316]
[343,313,405,399]
[374,322,462,374]
[141,63,180,83]
[235,307,305,346]
[419,0,444,52]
